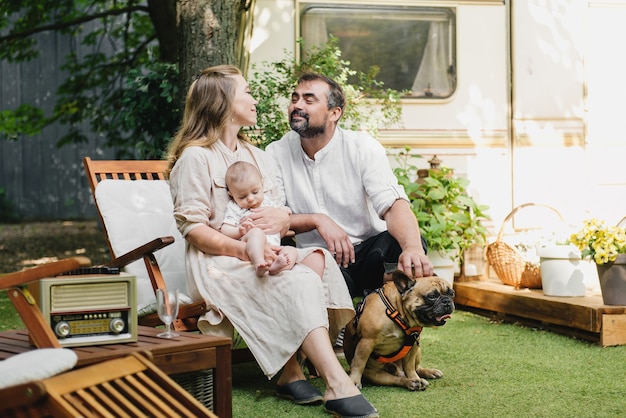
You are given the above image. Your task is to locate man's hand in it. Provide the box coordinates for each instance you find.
[383,199,433,278]
[315,214,355,268]
[246,206,290,237]
[397,247,433,278]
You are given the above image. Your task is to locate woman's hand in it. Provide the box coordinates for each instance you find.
[187,224,248,260]
[245,206,290,237]
[264,244,280,265]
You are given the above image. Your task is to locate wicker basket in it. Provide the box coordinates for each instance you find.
[486,203,563,289]
[171,369,214,411]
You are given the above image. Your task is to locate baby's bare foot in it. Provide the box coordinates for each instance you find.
[268,253,290,275]
[255,261,270,277]
[269,247,297,275]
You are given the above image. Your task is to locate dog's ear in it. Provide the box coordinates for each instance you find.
[392,270,416,294]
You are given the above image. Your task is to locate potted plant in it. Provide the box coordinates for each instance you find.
[569,218,626,305]
[393,150,491,280]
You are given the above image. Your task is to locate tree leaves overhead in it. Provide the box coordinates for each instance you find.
[0,0,177,159]
[0,1,150,61]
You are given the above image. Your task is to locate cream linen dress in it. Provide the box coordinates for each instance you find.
[169,142,354,378]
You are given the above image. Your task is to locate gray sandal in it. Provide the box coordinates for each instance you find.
[276,380,323,405]
[324,394,379,418]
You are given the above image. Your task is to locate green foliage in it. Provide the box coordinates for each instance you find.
[393,149,491,256]
[0,104,47,141]
[0,1,178,159]
[247,36,404,149]
[113,61,180,159]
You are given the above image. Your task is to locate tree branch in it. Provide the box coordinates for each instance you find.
[0,5,150,42]
[128,34,158,65]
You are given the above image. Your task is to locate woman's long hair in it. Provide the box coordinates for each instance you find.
[165,65,248,177]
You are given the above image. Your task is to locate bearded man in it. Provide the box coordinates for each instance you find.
[266,73,432,298]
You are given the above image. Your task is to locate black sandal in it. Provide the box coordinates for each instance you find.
[275,380,323,405]
[324,394,379,418]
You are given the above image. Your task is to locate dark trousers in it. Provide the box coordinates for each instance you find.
[340,231,428,298]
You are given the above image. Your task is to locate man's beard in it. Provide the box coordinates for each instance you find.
[290,110,327,138]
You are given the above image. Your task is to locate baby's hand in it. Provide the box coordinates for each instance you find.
[241,218,255,233]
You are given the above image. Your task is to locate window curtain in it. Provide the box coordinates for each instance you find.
[411,21,454,97]
[301,13,328,56]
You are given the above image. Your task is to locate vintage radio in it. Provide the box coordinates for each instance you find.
[31,270,137,347]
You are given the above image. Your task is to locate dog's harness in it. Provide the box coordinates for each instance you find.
[352,288,423,364]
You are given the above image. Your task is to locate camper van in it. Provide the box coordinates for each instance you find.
[249,0,626,231]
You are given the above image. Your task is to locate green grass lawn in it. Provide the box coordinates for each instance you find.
[230,310,626,418]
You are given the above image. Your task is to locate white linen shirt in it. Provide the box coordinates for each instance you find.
[266,127,408,248]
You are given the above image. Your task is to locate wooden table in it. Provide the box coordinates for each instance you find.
[0,325,232,418]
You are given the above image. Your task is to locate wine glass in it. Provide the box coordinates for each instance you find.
[156,288,180,338]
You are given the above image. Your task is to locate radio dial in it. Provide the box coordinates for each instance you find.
[109,318,125,334]
[55,321,71,338]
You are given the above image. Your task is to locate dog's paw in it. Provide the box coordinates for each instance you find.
[406,377,429,391]
[417,367,443,379]
[349,376,363,390]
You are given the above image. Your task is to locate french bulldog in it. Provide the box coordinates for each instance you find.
[343,271,454,390]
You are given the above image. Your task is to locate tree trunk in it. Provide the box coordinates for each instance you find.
[177,0,241,94]
[147,0,178,63]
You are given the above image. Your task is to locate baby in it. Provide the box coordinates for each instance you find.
[221,161,298,277]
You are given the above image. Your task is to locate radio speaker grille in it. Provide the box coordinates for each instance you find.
[50,282,130,311]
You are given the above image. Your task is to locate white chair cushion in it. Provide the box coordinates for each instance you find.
[95,180,190,313]
[0,348,77,389]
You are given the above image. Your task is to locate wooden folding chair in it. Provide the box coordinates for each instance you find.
[2,256,92,349]
[83,157,253,362]
[83,157,204,330]
[0,351,217,417]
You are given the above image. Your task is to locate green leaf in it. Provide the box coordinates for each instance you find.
[0,104,48,140]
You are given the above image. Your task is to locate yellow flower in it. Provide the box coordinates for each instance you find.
[569,219,626,265]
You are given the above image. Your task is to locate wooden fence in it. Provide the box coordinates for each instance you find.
[1,28,119,221]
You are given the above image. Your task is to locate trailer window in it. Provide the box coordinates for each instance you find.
[300,5,456,98]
